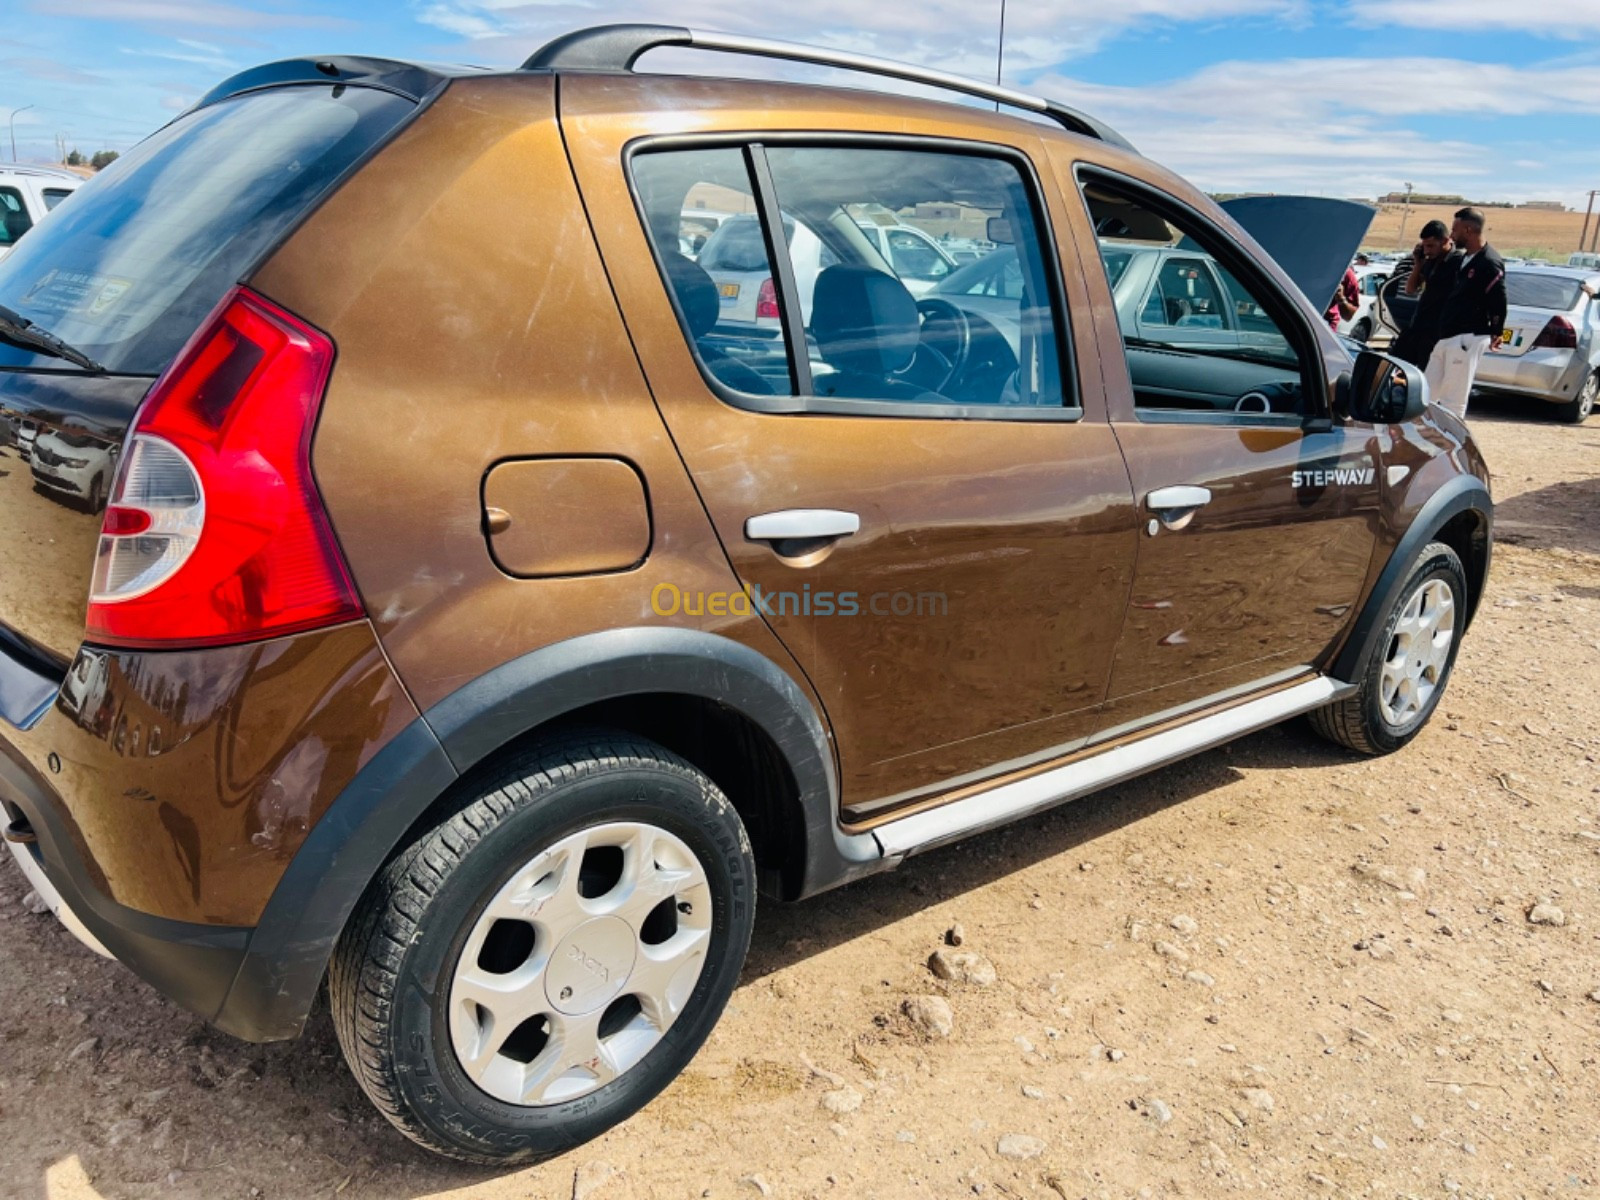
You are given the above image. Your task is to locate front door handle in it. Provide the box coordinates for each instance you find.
[1145,485,1211,533]
[745,509,861,542]
[1146,486,1212,511]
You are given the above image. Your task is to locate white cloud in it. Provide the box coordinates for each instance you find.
[30,0,353,30]
[1034,56,1599,202]
[1348,0,1600,37]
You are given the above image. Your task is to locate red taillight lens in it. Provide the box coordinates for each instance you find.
[1532,315,1577,350]
[756,277,780,320]
[86,288,363,649]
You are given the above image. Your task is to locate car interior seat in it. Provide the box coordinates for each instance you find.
[660,251,776,396]
[810,264,944,403]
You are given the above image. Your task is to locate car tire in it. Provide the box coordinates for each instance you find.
[86,474,104,512]
[1310,541,1466,756]
[1555,370,1597,424]
[329,732,756,1165]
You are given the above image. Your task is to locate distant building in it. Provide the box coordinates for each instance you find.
[1517,200,1566,212]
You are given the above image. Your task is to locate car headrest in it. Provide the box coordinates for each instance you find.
[661,251,721,339]
[1,208,30,244]
[811,264,921,376]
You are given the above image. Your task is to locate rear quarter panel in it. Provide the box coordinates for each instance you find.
[248,74,819,716]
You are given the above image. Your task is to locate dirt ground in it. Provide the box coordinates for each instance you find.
[3,395,1598,1200]
[1362,203,1592,261]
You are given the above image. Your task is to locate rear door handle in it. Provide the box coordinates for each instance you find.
[745,509,861,542]
[1144,485,1211,533]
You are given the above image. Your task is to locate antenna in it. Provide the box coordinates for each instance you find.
[994,0,1007,111]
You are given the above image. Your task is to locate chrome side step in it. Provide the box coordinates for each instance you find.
[873,675,1352,859]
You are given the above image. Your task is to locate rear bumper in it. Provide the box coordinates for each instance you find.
[0,620,419,1038]
[1475,348,1589,402]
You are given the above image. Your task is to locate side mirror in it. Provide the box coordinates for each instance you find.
[986,217,1014,246]
[1348,349,1428,424]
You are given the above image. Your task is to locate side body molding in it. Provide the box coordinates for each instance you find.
[1332,472,1492,684]
[216,627,883,1042]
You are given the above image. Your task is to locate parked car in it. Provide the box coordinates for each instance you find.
[1347,263,1392,343]
[0,25,1491,1165]
[853,218,959,295]
[696,211,837,333]
[1476,268,1600,422]
[1374,265,1599,422]
[29,427,118,509]
[15,416,38,462]
[0,165,83,260]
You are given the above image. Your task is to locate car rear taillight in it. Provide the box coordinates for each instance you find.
[1532,315,1577,350]
[86,288,363,649]
[756,277,780,320]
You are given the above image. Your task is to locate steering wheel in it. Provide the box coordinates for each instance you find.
[914,298,973,394]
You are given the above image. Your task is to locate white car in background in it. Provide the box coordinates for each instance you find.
[0,166,83,260]
[1346,263,1392,343]
[852,220,959,296]
[29,427,119,510]
[696,213,837,333]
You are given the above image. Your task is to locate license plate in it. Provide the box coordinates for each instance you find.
[718,283,740,300]
[1496,328,1517,349]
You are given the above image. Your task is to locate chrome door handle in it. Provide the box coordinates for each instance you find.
[1146,486,1212,511]
[1144,486,1211,534]
[745,509,861,542]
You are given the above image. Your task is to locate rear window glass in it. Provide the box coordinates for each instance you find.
[1505,273,1584,312]
[0,86,412,375]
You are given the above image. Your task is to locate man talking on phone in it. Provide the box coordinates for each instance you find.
[1424,208,1506,419]
[1391,219,1458,369]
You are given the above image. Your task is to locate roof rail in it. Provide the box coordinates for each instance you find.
[523,24,1136,153]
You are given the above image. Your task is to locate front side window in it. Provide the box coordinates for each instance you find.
[0,187,32,245]
[1081,177,1313,419]
[632,142,1071,414]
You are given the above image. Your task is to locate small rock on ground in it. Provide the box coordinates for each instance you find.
[996,1133,1046,1161]
[928,949,997,987]
[1527,903,1566,927]
[902,995,954,1039]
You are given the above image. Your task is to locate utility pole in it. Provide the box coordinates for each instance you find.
[7,105,34,162]
[1395,182,1415,251]
[1581,191,1598,256]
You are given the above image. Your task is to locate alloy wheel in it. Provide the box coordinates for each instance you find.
[1379,577,1455,727]
[447,821,712,1107]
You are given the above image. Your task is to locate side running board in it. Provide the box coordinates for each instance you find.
[873,675,1352,859]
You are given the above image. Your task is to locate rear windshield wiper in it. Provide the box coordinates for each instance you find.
[0,303,105,373]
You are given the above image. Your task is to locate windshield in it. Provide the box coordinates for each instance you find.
[1506,273,1585,312]
[0,86,412,375]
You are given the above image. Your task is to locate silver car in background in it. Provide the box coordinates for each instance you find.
[1476,268,1600,424]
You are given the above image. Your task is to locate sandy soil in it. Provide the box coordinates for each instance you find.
[3,396,1598,1200]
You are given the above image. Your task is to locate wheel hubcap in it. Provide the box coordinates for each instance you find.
[1378,577,1456,727]
[447,821,712,1107]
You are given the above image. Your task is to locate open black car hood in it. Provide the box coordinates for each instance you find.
[1220,196,1377,313]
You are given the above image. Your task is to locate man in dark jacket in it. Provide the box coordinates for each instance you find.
[1391,219,1458,369]
[1424,207,1507,418]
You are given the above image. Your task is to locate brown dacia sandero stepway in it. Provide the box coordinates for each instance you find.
[0,24,1491,1162]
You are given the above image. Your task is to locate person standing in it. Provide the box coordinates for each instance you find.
[1424,207,1506,419]
[1391,219,1459,369]
[1326,265,1359,332]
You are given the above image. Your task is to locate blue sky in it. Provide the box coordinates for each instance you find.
[3,0,1597,204]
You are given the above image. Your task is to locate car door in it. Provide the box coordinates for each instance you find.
[562,77,1139,819]
[1056,160,1382,731]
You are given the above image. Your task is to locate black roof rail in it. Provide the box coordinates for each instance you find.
[523,24,1136,153]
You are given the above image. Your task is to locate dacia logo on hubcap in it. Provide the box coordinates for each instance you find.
[568,944,609,982]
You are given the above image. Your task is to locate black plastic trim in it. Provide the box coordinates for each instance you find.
[524,23,693,72]
[212,719,458,1040]
[1331,473,1493,683]
[192,57,466,112]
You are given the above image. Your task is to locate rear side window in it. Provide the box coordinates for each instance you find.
[42,188,74,211]
[631,141,1071,415]
[0,187,32,246]
[0,86,413,374]
[1505,273,1583,311]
